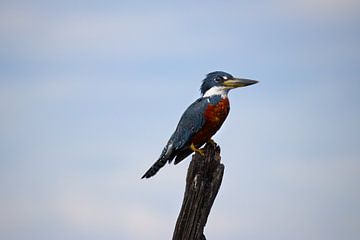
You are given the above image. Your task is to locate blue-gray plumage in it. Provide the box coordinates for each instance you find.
[142,71,258,179]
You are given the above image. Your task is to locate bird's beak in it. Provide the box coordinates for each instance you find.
[223,78,258,88]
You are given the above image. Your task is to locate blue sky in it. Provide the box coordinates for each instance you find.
[1,1,359,239]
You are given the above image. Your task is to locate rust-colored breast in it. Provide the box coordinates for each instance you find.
[191,98,230,146]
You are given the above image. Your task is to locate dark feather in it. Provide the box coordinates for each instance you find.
[169,97,208,150]
[141,97,209,178]
[173,148,193,164]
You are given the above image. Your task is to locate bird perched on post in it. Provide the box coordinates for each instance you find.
[142,71,258,179]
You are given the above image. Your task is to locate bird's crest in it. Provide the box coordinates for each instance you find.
[200,71,233,95]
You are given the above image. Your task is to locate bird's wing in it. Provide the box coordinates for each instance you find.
[141,97,208,179]
[169,97,208,150]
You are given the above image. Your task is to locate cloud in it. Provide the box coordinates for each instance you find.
[0,4,235,62]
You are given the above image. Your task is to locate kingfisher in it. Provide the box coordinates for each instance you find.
[142,71,258,179]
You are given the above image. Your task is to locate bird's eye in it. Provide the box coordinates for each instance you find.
[214,76,223,82]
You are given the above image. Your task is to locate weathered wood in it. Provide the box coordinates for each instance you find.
[172,141,224,240]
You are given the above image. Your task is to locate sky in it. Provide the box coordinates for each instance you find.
[0,0,359,239]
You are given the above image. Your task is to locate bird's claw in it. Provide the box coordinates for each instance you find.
[196,149,205,156]
[190,143,205,156]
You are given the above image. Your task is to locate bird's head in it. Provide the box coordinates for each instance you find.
[201,71,258,97]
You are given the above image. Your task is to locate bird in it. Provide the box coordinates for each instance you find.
[142,71,258,179]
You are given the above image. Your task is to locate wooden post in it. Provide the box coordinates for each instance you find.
[172,141,224,240]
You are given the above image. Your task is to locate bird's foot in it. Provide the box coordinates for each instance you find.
[190,143,205,156]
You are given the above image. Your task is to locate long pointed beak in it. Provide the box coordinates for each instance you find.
[223,78,258,88]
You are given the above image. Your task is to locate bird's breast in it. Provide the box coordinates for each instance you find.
[204,97,230,123]
[191,97,230,146]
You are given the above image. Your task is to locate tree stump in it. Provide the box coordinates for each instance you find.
[172,141,224,240]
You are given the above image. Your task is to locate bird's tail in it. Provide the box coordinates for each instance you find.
[141,157,167,179]
[141,145,174,179]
